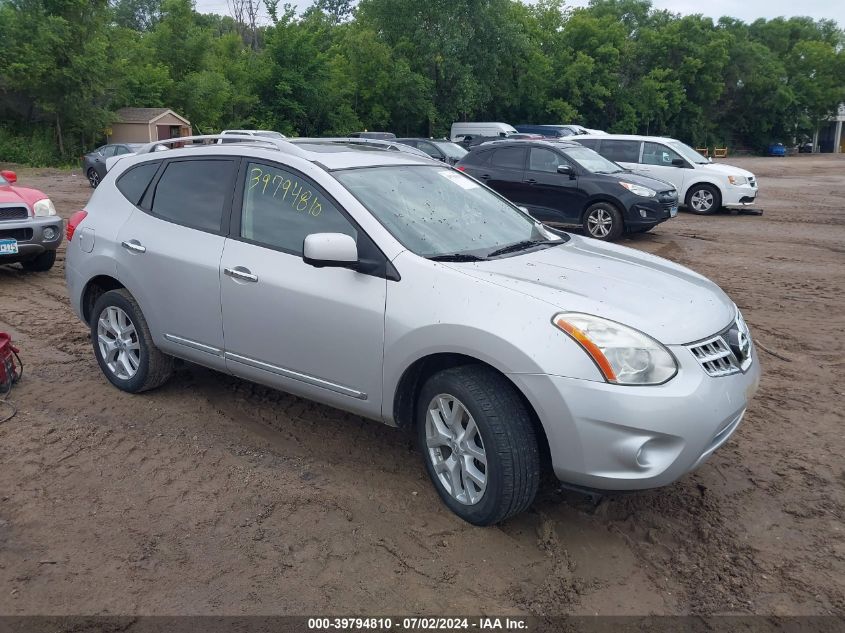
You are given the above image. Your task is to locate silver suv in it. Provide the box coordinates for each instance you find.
[65,135,760,525]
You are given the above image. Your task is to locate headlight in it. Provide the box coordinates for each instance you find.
[619,181,656,197]
[33,199,57,217]
[728,175,748,186]
[553,313,677,385]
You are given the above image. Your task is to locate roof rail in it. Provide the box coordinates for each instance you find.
[139,134,312,160]
[292,137,433,160]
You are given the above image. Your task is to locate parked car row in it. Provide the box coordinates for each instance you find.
[60,133,760,526]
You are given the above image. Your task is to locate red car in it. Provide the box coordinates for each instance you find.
[0,169,63,272]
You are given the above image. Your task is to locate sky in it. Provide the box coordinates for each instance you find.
[194,0,845,26]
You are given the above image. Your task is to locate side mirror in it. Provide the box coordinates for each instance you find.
[303,233,358,269]
[557,164,573,176]
[671,158,686,167]
[1,170,17,184]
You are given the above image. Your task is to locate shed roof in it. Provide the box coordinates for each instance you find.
[115,107,191,125]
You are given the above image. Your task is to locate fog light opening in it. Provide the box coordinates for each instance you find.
[43,227,57,241]
[639,209,648,218]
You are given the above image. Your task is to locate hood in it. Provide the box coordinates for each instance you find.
[444,235,735,345]
[0,184,46,210]
[697,162,754,179]
[617,171,676,193]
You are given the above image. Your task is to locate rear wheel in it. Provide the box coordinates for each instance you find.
[583,202,624,241]
[416,365,540,526]
[90,289,173,393]
[685,184,721,215]
[87,168,100,188]
[21,250,56,272]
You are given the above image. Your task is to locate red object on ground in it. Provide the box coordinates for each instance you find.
[0,333,20,393]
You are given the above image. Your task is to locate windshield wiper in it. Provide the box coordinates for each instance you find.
[427,253,486,262]
[487,239,548,258]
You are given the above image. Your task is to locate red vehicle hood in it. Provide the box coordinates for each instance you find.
[0,184,48,211]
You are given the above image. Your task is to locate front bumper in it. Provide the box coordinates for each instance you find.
[723,184,758,208]
[0,215,64,263]
[624,197,678,229]
[508,345,760,490]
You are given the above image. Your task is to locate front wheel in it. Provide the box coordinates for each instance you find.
[87,168,100,188]
[583,202,624,241]
[685,184,721,215]
[416,365,540,526]
[90,289,174,393]
[21,250,56,272]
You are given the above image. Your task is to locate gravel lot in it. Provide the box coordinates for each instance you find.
[0,155,843,616]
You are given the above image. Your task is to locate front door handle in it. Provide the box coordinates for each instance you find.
[524,178,537,185]
[121,240,146,254]
[479,174,491,180]
[224,266,258,283]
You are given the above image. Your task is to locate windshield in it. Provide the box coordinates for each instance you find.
[255,131,286,139]
[434,142,468,160]
[668,140,709,165]
[0,174,7,186]
[563,146,624,174]
[334,166,564,258]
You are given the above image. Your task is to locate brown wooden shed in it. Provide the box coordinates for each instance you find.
[107,108,192,144]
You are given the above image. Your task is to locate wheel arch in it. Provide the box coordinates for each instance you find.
[684,179,725,202]
[391,352,552,468]
[581,195,626,223]
[81,274,126,324]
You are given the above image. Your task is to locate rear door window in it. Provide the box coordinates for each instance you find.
[149,159,237,233]
[491,147,527,170]
[600,140,641,163]
[116,162,160,206]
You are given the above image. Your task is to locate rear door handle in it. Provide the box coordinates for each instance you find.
[224,266,258,283]
[523,178,537,185]
[121,240,146,254]
[479,174,491,180]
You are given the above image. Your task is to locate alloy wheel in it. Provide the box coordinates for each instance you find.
[587,207,613,238]
[88,169,100,188]
[425,394,487,505]
[97,306,141,380]
[690,188,714,212]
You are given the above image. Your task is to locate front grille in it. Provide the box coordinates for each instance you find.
[687,311,754,377]
[0,207,29,221]
[688,334,739,377]
[0,228,32,241]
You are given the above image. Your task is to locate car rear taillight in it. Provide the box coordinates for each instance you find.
[66,210,88,241]
[455,165,466,172]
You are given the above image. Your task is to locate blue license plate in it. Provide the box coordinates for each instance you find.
[0,239,18,255]
[670,205,678,217]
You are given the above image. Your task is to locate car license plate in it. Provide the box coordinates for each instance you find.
[670,205,678,217]
[0,239,18,255]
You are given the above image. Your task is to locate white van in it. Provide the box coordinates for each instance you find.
[575,134,758,214]
[450,122,517,142]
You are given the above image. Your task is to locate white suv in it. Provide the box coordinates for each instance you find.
[576,135,758,214]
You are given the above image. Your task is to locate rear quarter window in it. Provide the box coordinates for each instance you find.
[116,162,160,206]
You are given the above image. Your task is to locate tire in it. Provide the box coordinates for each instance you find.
[416,365,540,526]
[21,250,56,272]
[87,168,100,188]
[583,202,624,241]
[685,183,721,215]
[90,289,173,393]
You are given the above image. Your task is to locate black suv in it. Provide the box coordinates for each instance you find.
[456,140,678,241]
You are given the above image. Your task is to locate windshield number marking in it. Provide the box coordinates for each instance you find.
[248,166,323,217]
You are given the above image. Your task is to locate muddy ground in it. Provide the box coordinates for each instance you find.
[0,155,843,617]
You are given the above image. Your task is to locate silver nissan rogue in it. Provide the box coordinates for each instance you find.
[65,135,760,525]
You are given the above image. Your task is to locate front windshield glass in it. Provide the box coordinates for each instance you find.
[668,141,709,164]
[255,131,286,139]
[0,174,7,186]
[563,146,624,174]
[334,166,564,258]
[435,142,468,160]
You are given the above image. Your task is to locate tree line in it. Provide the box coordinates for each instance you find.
[1,0,843,165]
